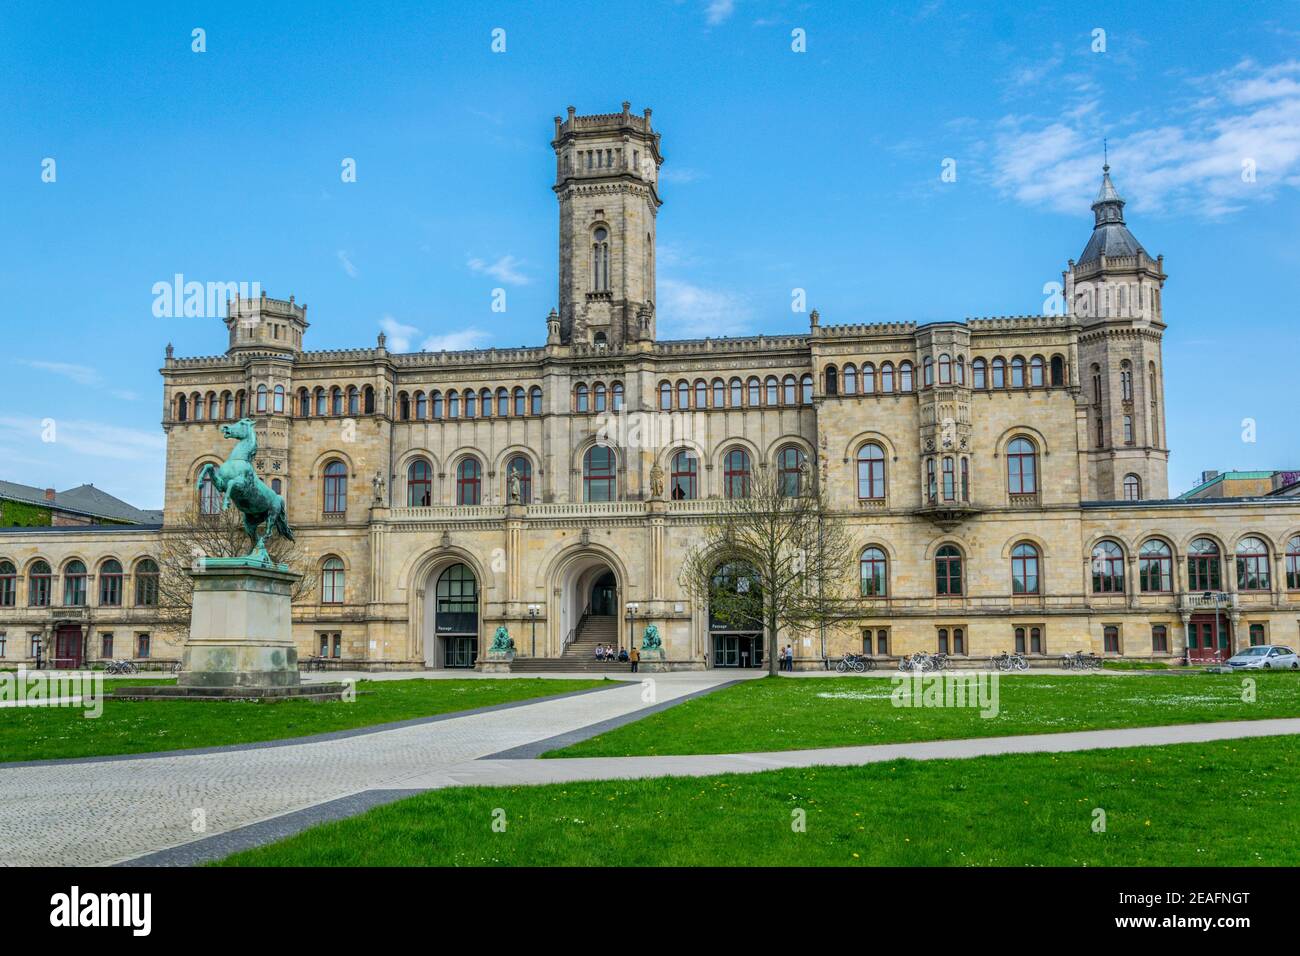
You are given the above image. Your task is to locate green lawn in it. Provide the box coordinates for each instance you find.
[217,735,1300,866]
[549,672,1300,757]
[0,678,607,763]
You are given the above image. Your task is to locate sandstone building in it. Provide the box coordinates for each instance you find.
[3,104,1299,670]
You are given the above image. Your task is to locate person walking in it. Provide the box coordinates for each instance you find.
[629,645,640,673]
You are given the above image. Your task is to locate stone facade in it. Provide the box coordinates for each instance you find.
[2,108,1299,670]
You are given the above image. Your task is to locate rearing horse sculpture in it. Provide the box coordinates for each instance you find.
[196,418,295,563]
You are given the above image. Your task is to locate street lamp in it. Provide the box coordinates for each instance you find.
[527,604,540,658]
[625,602,639,652]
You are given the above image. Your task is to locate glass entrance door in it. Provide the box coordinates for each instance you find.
[444,635,477,668]
[712,633,763,668]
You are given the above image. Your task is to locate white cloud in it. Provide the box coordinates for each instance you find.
[657,278,752,337]
[19,360,102,386]
[466,254,529,285]
[660,166,706,184]
[336,249,359,278]
[986,58,1300,219]
[705,0,735,26]
[0,416,165,462]
[379,315,420,352]
[421,328,491,352]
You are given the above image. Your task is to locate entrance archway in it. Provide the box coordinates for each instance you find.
[554,553,622,655]
[423,562,479,668]
[709,560,764,668]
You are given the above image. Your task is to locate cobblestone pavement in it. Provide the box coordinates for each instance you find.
[0,673,737,866]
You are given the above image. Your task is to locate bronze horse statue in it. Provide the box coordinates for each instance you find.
[195,418,294,562]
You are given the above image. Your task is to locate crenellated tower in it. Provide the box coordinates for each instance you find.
[1065,166,1169,501]
[552,102,663,348]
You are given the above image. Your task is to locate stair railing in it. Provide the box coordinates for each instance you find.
[563,600,593,655]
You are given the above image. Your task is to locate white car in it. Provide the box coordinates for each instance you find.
[1225,645,1299,670]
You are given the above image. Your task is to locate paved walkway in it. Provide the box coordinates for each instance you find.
[1,670,1296,866]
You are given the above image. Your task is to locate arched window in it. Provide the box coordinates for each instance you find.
[236,389,246,417]
[331,386,343,415]
[342,387,356,415]
[1091,540,1125,593]
[860,547,887,597]
[583,445,617,502]
[1188,537,1221,591]
[323,460,348,514]
[0,561,15,607]
[938,353,952,385]
[800,374,813,404]
[63,560,87,606]
[530,387,543,415]
[1120,360,1133,401]
[29,560,52,607]
[677,379,690,409]
[991,357,1006,388]
[1286,536,1300,590]
[465,389,477,419]
[134,559,159,607]
[880,362,894,393]
[1010,356,1026,388]
[315,387,327,416]
[942,456,955,500]
[843,364,857,395]
[659,381,672,410]
[972,358,987,389]
[723,448,751,498]
[495,387,509,417]
[415,391,427,420]
[432,390,444,419]
[712,378,725,407]
[856,443,885,499]
[612,381,624,411]
[765,377,779,406]
[298,388,311,416]
[364,385,375,414]
[271,478,282,495]
[447,390,460,418]
[513,387,526,416]
[860,363,874,394]
[321,557,345,604]
[593,331,607,349]
[1011,543,1039,594]
[591,226,610,292]
[407,459,433,506]
[1030,355,1045,387]
[935,545,962,595]
[456,458,482,505]
[747,377,761,406]
[824,365,838,395]
[956,356,965,385]
[776,445,807,496]
[670,449,698,500]
[1139,539,1172,593]
[199,472,221,515]
[1006,437,1038,495]
[1236,537,1271,591]
[899,361,914,392]
[1123,473,1141,501]
[730,378,743,406]
[480,388,492,418]
[923,356,934,387]
[506,456,532,504]
[176,394,188,421]
[575,383,590,413]
[398,391,411,421]
[694,379,707,408]
[961,457,970,501]
[1050,355,1065,386]
[99,559,123,606]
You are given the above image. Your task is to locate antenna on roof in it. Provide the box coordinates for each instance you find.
[1103,137,1109,172]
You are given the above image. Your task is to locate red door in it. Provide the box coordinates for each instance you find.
[1188,614,1231,662]
[54,625,83,669]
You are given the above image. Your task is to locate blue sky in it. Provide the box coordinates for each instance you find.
[2,0,1298,508]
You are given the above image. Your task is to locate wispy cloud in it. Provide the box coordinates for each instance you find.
[986,58,1300,219]
[379,315,420,352]
[467,254,529,285]
[660,166,706,184]
[336,249,359,278]
[16,360,139,401]
[705,0,735,26]
[657,278,751,337]
[421,328,491,351]
[0,416,165,462]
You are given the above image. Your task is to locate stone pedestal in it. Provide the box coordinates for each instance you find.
[639,647,669,672]
[477,650,515,674]
[180,561,302,688]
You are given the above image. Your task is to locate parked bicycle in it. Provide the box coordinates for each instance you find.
[991,651,1029,671]
[899,652,938,672]
[105,659,138,675]
[836,652,877,673]
[1060,651,1102,670]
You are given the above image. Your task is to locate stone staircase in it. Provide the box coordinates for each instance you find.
[508,614,633,673]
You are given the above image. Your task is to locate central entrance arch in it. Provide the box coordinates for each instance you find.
[550,549,625,656]
[709,560,764,668]
[422,562,480,668]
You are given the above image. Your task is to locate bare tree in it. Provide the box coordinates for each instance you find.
[153,506,316,627]
[679,459,855,676]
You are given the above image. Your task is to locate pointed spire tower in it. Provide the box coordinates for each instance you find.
[1066,164,1169,502]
